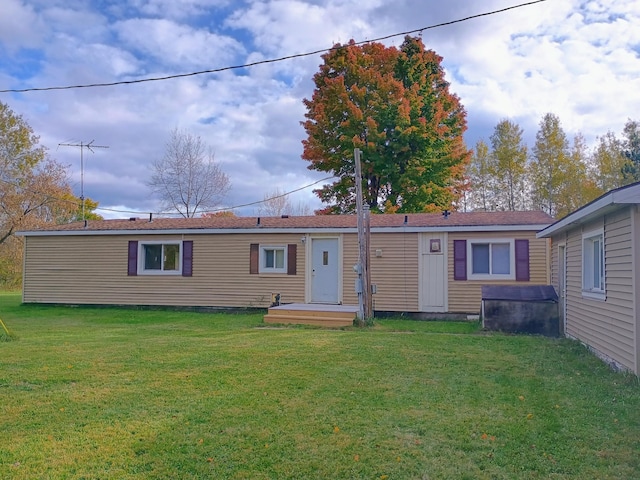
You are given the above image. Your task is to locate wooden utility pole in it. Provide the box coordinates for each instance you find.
[354,148,372,325]
[59,140,109,221]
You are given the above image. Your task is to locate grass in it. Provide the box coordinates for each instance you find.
[0,293,638,479]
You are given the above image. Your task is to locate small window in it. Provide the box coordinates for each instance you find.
[260,246,287,274]
[582,229,605,299]
[468,239,515,280]
[139,242,181,275]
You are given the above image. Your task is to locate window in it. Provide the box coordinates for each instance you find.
[468,239,515,280]
[250,243,297,275]
[127,240,192,277]
[259,245,287,273]
[582,229,605,299]
[140,242,181,274]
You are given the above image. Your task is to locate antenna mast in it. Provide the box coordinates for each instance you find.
[58,140,109,221]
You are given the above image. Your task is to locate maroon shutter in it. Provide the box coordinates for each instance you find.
[250,244,259,274]
[287,244,297,275]
[182,241,193,277]
[515,239,530,281]
[127,241,138,276]
[453,240,467,281]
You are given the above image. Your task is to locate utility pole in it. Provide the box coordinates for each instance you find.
[354,148,372,325]
[59,140,109,221]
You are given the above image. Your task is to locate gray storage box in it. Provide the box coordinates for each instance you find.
[481,285,559,337]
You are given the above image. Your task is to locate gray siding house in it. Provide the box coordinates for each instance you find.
[537,182,640,375]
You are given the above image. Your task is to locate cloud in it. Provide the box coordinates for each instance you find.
[115,18,245,70]
[0,0,45,51]
[1,0,640,218]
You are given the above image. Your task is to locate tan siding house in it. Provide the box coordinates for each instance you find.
[18,211,552,316]
[538,182,640,375]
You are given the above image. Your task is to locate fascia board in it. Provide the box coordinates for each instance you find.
[16,224,551,237]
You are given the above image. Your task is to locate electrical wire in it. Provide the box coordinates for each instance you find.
[0,0,547,94]
[0,175,335,218]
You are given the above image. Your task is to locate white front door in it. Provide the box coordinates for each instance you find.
[420,233,447,312]
[311,238,340,304]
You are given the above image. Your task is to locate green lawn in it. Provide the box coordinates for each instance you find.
[1,292,638,479]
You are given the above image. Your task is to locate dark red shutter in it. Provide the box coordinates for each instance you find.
[287,244,297,275]
[127,241,138,276]
[250,244,259,274]
[182,241,193,277]
[515,239,530,281]
[453,240,467,281]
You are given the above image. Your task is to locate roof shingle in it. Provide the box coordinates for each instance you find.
[18,211,554,234]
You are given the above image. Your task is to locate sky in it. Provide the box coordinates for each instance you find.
[0,0,639,218]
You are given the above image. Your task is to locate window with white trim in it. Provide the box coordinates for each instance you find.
[139,241,182,274]
[468,239,515,280]
[582,229,605,299]
[259,245,287,274]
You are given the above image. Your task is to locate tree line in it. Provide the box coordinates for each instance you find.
[464,114,640,218]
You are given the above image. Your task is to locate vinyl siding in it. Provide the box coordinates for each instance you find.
[448,231,549,313]
[23,234,306,308]
[341,233,419,311]
[23,228,542,315]
[369,233,419,311]
[554,207,637,372]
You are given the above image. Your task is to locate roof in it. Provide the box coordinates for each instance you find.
[537,181,640,238]
[16,210,554,237]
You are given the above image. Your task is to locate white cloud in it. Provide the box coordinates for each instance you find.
[115,18,245,70]
[0,0,45,50]
[1,0,639,217]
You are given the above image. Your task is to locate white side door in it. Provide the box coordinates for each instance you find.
[419,233,447,312]
[310,237,340,304]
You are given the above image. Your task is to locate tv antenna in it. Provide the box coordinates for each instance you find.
[58,140,109,221]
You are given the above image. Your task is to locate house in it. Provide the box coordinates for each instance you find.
[17,211,552,316]
[537,182,640,375]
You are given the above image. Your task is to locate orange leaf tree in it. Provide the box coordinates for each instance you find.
[302,36,470,214]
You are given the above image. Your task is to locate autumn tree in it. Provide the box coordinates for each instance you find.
[148,128,230,218]
[489,119,528,211]
[465,140,495,211]
[201,210,236,218]
[302,36,470,214]
[591,131,630,193]
[54,193,103,223]
[621,119,640,182]
[0,102,77,286]
[562,133,600,215]
[529,113,595,218]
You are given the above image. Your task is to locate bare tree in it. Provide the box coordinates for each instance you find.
[148,128,230,217]
[258,188,313,216]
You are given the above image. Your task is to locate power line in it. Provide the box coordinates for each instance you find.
[0,0,547,94]
[0,174,335,217]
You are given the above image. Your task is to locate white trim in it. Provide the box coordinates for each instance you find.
[467,238,515,281]
[138,240,182,275]
[258,245,287,274]
[16,224,552,237]
[581,228,605,300]
[557,243,567,336]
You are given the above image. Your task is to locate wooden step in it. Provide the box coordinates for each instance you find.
[264,304,358,327]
